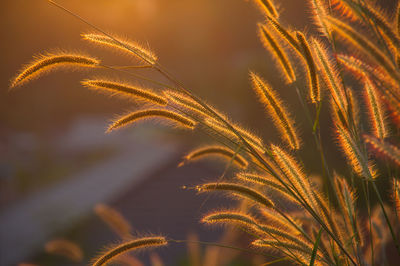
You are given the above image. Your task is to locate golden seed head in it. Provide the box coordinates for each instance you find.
[11,53,99,88]
[107,109,196,132]
[82,33,157,64]
[92,237,167,266]
[82,79,167,105]
[181,145,249,169]
[250,72,301,150]
[258,23,296,83]
[198,182,275,208]
[363,76,388,139]
[295,31,320,103]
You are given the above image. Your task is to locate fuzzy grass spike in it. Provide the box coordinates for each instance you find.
[197,182,274,209]
[258,23,295,83]
[82,33,157,64]
[107,109,196,132]
[92,237,167,266]
[82,79,167,105]
[11,53,99,88]
[250,72,300,150]
[180,145,248,169]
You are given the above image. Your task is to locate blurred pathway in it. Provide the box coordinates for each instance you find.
[0,130,179,266]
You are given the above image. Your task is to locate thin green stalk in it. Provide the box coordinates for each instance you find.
[309,228,322,266]
[293,80,336,209]
[313,101,322,133]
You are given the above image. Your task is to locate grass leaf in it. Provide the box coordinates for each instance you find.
[309,228,322,266]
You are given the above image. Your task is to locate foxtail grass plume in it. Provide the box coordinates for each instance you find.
[258,23,296,83]
[163,90,210,117]
[329,0,359,21]
[337,54,395,87]
[333,174,363,247]
[332,0,400,51]
[338,56,400,128]
[309,0,330,37]
[336,124,377,179]
[295,32,320,103]
[82,79,167,105]
[324,16,400,83]
[44,239,83,262]
[94,204,132,239]
[270,145,315,207]
[203,211,310,249]
[312,189,345,245]
[251,0,278,18]
[363,76,388,139]
[204,118,265,153]
[236,172,297,203]
[11,53,99,88]
[92,237,167,266]
[163,90,229,125]
[260,209,300,235]
[337,54,383,84]
[364,135,400,167]
[82,33,157,64]
[312,39,347,113]
[180,146,248,169]
[256,225,314,256]
[202,210,259,227]
[264,16,301,54]
[107,109,196,132]
[197,182,275,209]
[250,72,301,150]
[252,239,312,265]
[346,87,360,128]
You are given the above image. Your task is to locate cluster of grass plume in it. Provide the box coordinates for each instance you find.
[13,0,400,265]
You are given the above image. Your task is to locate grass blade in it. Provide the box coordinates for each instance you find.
[309,228,322,266]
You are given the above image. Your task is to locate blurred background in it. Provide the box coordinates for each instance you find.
[0,0,395,265]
